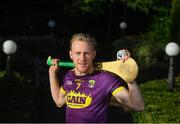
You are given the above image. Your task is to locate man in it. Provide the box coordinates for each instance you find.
[49,33,144,123]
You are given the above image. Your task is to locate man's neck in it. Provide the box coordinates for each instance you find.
[74,65,94,76]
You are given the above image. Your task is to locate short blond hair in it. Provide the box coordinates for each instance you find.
[70,33,97,50]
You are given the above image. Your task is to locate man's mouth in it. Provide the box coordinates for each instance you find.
[78,63,87,67]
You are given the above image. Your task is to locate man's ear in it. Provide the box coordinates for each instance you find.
[69,50,73,59]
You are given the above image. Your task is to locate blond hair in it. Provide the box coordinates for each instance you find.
[70,33,97,50]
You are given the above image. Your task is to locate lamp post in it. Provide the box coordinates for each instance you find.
[165,42,180,90]
[119,21,127,40]
[48,20,56,34]
[119,0,127,41]
[2,40,17,74]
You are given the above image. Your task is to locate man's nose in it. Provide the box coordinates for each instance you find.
[80,53,85,60]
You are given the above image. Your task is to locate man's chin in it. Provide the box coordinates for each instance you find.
[77,68,88,73]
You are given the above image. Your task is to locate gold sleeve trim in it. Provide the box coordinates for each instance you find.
[112,86,125,96]
[60,87,66,94]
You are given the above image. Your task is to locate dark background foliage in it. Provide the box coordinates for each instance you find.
[0,0,179,123]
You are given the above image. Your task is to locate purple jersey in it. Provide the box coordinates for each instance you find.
[61,70,124,123]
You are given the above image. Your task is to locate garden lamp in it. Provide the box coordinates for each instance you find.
[2,40,17,73]
[165,42,180,90]
[119,21,127,40]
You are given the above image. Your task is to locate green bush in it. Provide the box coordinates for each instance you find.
[134,41,159,69]
[133,1,171,69]
[0,71,29,88]
[170,0,180,43]
[133,76,180,123]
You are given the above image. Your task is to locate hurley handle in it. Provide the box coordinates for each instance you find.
[46,56,75,67]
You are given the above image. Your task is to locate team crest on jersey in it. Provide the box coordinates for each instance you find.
[88,80,96,88]
[66,80,72,85]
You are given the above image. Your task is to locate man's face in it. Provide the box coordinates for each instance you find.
[69,40,96,75]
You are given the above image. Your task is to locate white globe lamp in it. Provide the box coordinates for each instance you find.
[48,20,56,29]
[3,40,17,55]
[165,42,180,56]
[120,21,127,30]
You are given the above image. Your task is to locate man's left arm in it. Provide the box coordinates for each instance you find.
[113,80,145,112]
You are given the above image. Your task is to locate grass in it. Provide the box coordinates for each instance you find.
[133,76,180,123]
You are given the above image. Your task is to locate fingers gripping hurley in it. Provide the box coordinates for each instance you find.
[47,56,75,67]
[46,56,138,83]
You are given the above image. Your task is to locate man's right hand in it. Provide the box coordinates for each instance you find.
[49,58,60,75]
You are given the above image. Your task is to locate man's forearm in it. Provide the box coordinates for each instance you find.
[127,81,145,111]
[49,73,61,104]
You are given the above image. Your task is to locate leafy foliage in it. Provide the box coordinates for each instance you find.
[133,76,180,123]
[134,42,158,69]
[170,0,180,43]
[68,0,173,69]
[126,0,154,14]
[64,0,111,16]
[80,0,111,15]
[133,0,172,69]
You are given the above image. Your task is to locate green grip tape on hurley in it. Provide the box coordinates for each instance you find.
[46,56,75,67]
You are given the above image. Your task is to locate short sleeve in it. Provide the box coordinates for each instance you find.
[60,86,66,94]
[112,86,125,96]
[110,76,125,96]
